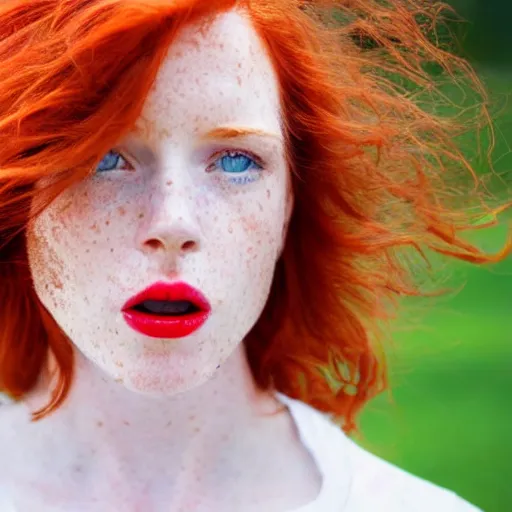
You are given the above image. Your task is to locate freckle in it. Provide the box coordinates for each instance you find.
[159,128,171,139]
[97,421,103,428]
[110,248,114,253]
[117,206,126,216]
[105,220,110,226]
[138,212,144,219]
[58,199,73,214]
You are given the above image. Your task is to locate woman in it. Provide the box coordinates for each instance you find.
[0,0,508,510]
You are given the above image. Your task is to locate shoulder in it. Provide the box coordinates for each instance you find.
[0,400,18,511]
[0,396,36,475]
[280,395,481,512]
[344,438,481,511]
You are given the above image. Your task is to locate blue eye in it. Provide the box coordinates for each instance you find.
[96,150,129,173]
[219,153,260,173]
[210,151,263,184]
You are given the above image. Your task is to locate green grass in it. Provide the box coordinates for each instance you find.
[356,69,512,512]
[357,202,511,511]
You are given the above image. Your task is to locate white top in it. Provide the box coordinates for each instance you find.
[0,393,481,511]
[278,394,482,512]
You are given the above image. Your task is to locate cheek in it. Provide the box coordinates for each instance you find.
[240,211,275,249]
[26,212,69,312]
[26,187,102,304]
[237,190,286,259]
[27,219,65,291]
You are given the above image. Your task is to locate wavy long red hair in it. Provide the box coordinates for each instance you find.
[0,0,509,430]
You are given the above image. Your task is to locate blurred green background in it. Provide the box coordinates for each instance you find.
[357,4,511,511]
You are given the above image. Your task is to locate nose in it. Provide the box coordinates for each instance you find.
[142,226,199,254]
[136,187,202,257]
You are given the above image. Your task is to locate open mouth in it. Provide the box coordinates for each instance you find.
[131,300,201,316]
[121,281,211,339]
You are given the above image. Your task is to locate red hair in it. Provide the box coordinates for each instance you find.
[0,0,509,430]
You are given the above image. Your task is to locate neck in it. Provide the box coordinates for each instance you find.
[54,343,275,431]
[26,344,286,500]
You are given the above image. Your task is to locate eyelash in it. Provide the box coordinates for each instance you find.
[95,149,265,185]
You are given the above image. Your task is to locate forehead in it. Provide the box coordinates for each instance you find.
[136,10,282,138]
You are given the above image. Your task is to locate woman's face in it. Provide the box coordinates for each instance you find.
[26,11,291,395]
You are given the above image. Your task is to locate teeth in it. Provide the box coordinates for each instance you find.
[141,300,193,315]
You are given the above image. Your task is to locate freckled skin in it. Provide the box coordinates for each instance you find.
[27,12,291,397]
[0,10,325,512]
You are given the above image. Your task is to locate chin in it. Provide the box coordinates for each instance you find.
[121,364,217,397]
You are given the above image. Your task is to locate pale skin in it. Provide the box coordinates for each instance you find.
[0,10,324,512]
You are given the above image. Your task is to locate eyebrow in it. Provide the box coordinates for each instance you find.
[201,126,283,142]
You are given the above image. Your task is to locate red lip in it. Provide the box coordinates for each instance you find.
[122,281,211,339]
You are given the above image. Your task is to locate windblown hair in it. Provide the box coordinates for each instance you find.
[0,0,509,430]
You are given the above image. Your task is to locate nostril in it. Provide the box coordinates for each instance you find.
[181,240,196,251]
[144,238,163,251]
